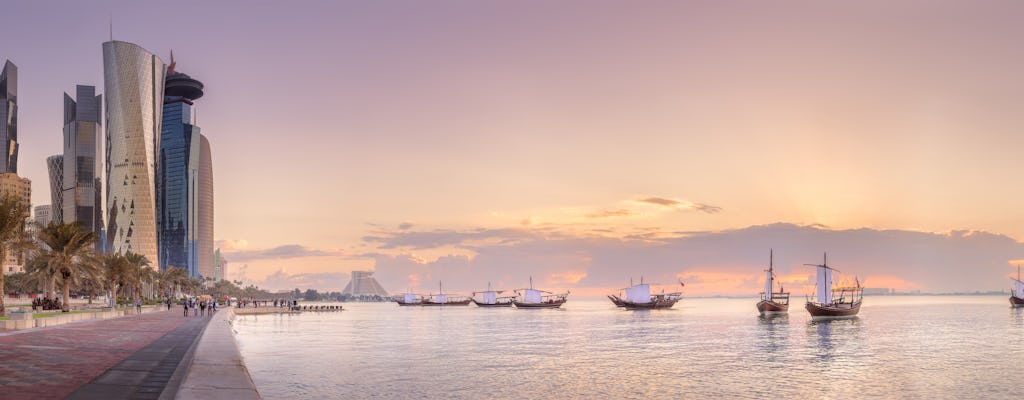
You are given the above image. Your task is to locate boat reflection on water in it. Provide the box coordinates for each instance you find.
[808,317,861,363]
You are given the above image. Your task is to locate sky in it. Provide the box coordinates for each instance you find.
[3,1,1024,296]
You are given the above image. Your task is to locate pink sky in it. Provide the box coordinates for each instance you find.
[5,1,1024,294]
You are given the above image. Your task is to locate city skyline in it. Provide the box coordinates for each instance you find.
[4,1,1024,294]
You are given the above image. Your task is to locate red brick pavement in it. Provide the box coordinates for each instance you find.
[0,309,201,400]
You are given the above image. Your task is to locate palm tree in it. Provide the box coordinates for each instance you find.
[158,266,188,299]
[35,223,99,312]
[0,194,29,313]
[101,253,130,308]
[124,252,154,304]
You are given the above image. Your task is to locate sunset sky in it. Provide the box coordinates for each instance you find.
[4,1,1024,295]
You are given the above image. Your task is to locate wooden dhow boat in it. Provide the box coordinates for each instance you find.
[616,278,682,310]
[756,250,790,315]
[394,291,423,306]
[1010,266,1024,307]
[607,294,625,307]
[421,282,472,306]
[804,253,862,319]
[472,282,514,307]
[513,277,568,309]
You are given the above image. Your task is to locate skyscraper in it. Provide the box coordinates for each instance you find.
[158,58,212,277]
[34,205,52,228]
[46,155,63,224]
[0,60,18,174]
[103,41,165,265]
[61,85,103,237]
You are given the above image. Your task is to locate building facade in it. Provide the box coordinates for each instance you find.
[46,154,63,224]
[197,134,213,278]
[34,205,52,227]
[61,85,103,237]
[103,40,165,265]
[158,63,211,277]
[0,173,30,274]
[341,271,390,298]
[0,60,18,174]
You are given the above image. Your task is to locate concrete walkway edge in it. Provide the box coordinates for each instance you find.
[174,308,261,400]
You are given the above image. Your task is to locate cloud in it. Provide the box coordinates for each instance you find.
[359,222,1024,295]
[223,244,344,262]
[636,197,722,214]
[586,208,635,218]
[215,239,249,252]
[398,222,414,230]
[252,269,351,292]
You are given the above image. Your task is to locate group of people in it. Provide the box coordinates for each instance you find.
[181,297,218,317]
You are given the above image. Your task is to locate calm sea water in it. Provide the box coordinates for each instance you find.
[233,296,1024,399]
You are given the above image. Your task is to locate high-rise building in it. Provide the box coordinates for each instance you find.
[0,172,30,275]
[34,205,52,227]
[46,155,63,224]
[0,60,18,174]
[198,134,213,278]
[213,248,226,281]
[158,58,209,277]
[103,41,165,265]
[61,85,103,238]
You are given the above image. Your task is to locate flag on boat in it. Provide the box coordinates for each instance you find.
[679,280,685,287]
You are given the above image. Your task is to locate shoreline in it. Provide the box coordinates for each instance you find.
[174,307,261,399]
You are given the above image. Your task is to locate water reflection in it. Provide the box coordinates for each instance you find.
[808,318,860,362]
[757,313,789,361]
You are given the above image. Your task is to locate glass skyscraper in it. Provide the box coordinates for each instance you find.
[46,155,63,224]
[62,85,103,238]
[103,41,165,264]
[158,60,213,278]
[0,60,17,174]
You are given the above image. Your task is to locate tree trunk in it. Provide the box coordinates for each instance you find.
[62,276,71,312]
[0,246,6,313]
[47,276,56,299]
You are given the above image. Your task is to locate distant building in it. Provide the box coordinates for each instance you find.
[862,288,892,296]
[341,271,390,299]
[213,248,227,281]
[34,205,52,227]
[61,85,103,243]
[104,40,165,265]
[0,172,30,274]
[1,60,19,174]
[46,155,63,224]
[158,56,214,278]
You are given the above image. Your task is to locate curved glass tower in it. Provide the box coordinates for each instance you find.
[46,155,63,224]
[103,41,165,264]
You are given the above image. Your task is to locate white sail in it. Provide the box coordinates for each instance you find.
[764,270,773,301]
[403,293,417,303]
[625,284,651,303]
[434,294,447,303]
[482,291,497,304]
[524,289,542,303]
[1016,280,1024,298]
[815,266,832,304]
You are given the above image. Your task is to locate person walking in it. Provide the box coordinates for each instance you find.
[166,298,171,310]
[192,299,199,317]
[135,298,142,314]
[182,298,189,317]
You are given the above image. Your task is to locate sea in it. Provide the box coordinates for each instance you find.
[232,296,1024,399]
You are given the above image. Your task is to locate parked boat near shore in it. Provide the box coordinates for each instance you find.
[756,250,790,315]
[804,253,862,319]
[394,292,423,306]
[421,281,472,306]
[513,277,568,309]
[1010,266,1024,307]
[472,282,514,307]
[615,278,682,310]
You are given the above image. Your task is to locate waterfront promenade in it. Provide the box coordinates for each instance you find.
[0,308,212,399]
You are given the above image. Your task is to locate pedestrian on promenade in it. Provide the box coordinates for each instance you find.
[183,298,189,317]
[166,298,171,310]
[135,298,142,314]
[192,299,199,317]
[200,300,206,316]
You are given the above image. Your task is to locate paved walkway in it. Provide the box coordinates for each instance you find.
[0,308,216,400]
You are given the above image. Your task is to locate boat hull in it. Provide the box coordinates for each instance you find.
[756,300,789,314]
[1010,296,1024,307]
[421,299,472,306]
[513,300,566,309]
[621,299,679,310]
[806,301,861,319]
[608,295,625,307]
[395,301,421,306]
[472,299,513,307]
